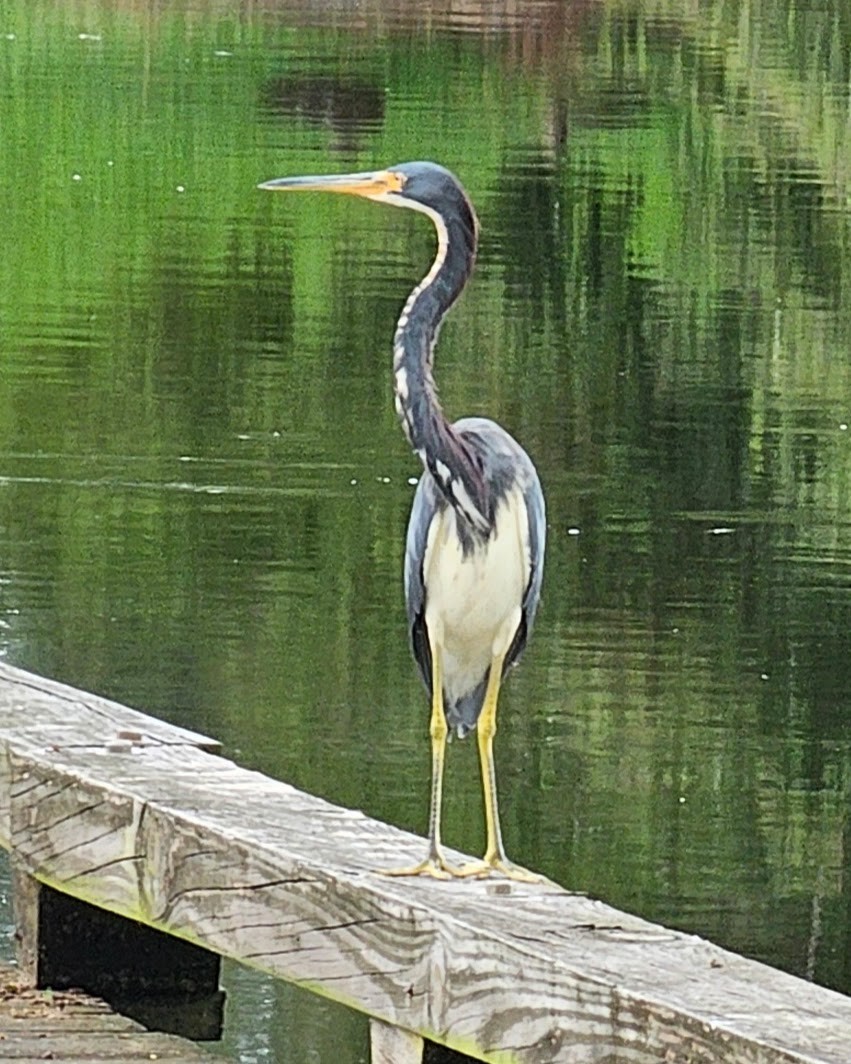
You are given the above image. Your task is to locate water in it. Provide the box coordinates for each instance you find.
[0,0,850,1058]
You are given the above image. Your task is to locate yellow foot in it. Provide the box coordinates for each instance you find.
[377,855,463,880]
[455,857,543,882]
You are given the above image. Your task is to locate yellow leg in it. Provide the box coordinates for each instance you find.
[379,636,461,878]
[457,655,541,883]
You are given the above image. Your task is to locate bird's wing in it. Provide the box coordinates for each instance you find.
[404,472,439,696]
[502,469,546,675]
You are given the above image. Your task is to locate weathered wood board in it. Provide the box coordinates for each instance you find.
[0,962,221,1061]
[2,664,851,1063]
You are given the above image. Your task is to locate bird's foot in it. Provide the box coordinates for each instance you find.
[377,852,464,880]
[455,855,543,883]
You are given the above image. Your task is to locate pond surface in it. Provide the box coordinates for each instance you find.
[1,0,850,1059]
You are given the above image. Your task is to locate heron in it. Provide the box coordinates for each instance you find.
[259,162,545,880]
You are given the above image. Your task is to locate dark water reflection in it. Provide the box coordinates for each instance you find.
[1,0,850,1059]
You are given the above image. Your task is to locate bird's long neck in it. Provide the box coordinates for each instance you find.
[392,202,490,534]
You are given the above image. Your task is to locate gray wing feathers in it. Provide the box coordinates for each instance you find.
[503,463,545,675]
[404,473,438,695]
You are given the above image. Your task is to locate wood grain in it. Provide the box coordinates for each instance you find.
[2,665,850,1063]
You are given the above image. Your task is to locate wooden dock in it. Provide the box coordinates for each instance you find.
[0,963,219,1062]
[1,661,851,1063]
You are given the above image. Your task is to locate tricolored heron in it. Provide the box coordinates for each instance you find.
[259,162,545,880]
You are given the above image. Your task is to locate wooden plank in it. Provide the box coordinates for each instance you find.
[2,666,851,1063]
[0,662,219,848]
[0,964,221,1061]
[0,662,219,751]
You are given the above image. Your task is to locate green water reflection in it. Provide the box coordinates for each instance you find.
[1,0,850,1059]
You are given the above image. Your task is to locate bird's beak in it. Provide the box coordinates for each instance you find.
[257,169,405,199]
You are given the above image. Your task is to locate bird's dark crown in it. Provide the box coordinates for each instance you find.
[391,162,466,207]
[391,162,476,230]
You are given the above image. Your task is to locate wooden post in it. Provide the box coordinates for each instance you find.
[370,1018,424,1063]
[10,860,39,985]
[369,1021,480,1063]
[11,863,225,1041]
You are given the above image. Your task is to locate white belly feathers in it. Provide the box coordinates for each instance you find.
[422,485,530,705]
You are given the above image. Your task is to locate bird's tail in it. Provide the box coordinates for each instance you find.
[445,673,488,739]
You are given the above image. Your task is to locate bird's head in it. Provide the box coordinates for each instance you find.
[258,161,477,240]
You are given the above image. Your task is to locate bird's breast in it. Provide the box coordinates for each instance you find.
[422,486,530,700]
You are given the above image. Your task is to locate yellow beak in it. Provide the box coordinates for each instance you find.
[257,168,404,199]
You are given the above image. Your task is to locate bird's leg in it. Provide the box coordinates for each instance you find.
[457,656,541,883]
[477,660,508,865]
[379,639,460,878]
